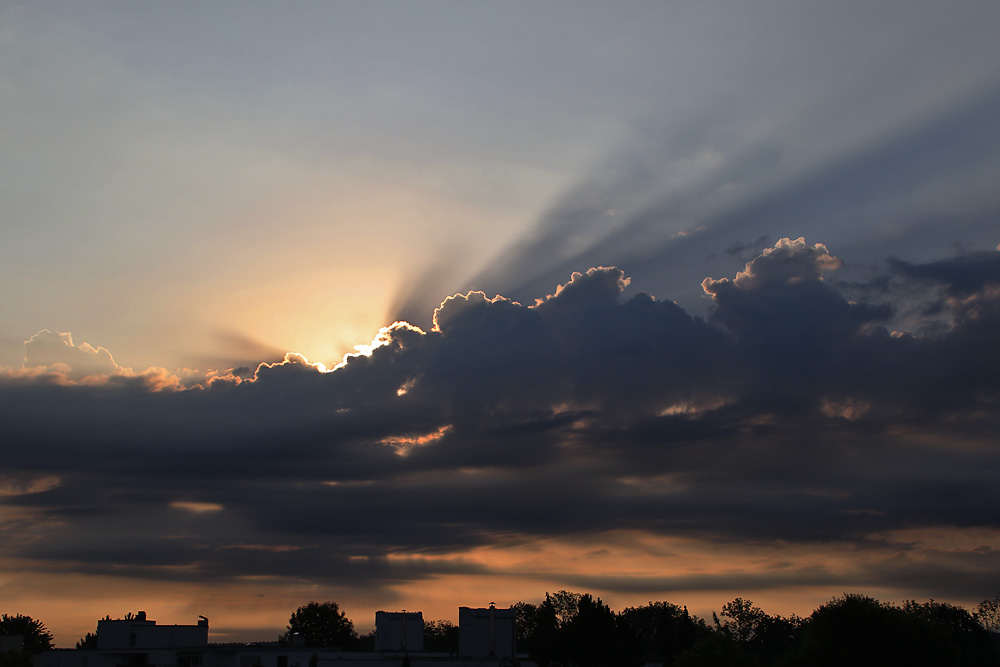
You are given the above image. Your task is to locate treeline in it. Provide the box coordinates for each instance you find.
[512,591,1000,667]
[6,593,1000,666]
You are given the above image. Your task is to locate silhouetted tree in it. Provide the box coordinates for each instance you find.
[510,590,1000,667]
[563,594,626,667]
[546,590,583,627]
[423,620,458,653]
[512,601,538,653]
[672,630,752,667]
[714,598,767,642]
[902,599,997,665]
[0,614,53,652]
[527,596,561,667]
[619,601,707,665]
[519,592,587,667]
[788,593,999,667]
[278,602,355,648]
[752,611,802,662]
[353,630,375,652]
[75,631,97,650]
[977,595,1000,633]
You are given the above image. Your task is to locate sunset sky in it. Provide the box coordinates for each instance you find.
[2,1,1000,648]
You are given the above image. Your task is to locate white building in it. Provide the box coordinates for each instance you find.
[373,612,424,652]
[457,605,515,660]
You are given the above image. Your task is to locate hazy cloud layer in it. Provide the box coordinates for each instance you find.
[461,82,1000,321]
[2,239,999,605]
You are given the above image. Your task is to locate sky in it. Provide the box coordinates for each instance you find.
[2,0,1000,648]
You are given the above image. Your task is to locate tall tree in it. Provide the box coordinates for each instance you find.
[976,595,1000,634]
[278,602,355,648]
[563,594,627,667]
[714,598,767,642]
[0,614,53,652]
[512,601,538,653]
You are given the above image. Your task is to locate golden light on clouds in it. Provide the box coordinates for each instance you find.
[0,475,61,496]
[169,501,224,513]
[379,425,454,456]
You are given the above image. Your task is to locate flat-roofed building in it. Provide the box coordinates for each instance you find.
[373,611,423,652]
[96,611,208,650]
[458,604,515,660]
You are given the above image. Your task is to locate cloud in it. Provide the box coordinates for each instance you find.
[458,81,1000,320]
[889,250,1000,296]
[23,330,124,380]
[6,330,249,392]
[1,240,999,608]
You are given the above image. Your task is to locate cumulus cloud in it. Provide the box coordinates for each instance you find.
[1,240,999,607]
[6,329,246,391]
[23,330,124,379]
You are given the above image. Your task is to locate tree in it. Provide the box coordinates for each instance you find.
[788,594,999,667]
[618,601,707,664]
[563,594,627,667]
[0,614,53,652]
[423,620,458,652]
[546,591,583,627]
[714,598,767,642]
[512,602,538,653]
[278,602,355,648]
[976,595,1000,634]
[75,631,97,650]
[353,630,375,652]
[711,597,802,662]
[526,597,560,667]
[902,599,997,666]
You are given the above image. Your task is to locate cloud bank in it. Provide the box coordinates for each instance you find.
[2,239,1000,609]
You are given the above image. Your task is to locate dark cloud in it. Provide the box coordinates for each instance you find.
[2,240,1000,604]
[889,249,1000,296]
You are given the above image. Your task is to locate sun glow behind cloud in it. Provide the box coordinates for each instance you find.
[3,0,1000,650]
[2,239,1000,646]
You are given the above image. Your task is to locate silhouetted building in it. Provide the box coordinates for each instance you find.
[95,611,208,650]
[458,604,515,660]
[374,612,423,652]
[38,608,531,667]
[36,613,209,667]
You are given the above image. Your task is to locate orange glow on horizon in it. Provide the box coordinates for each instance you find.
[5,525,998,646]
